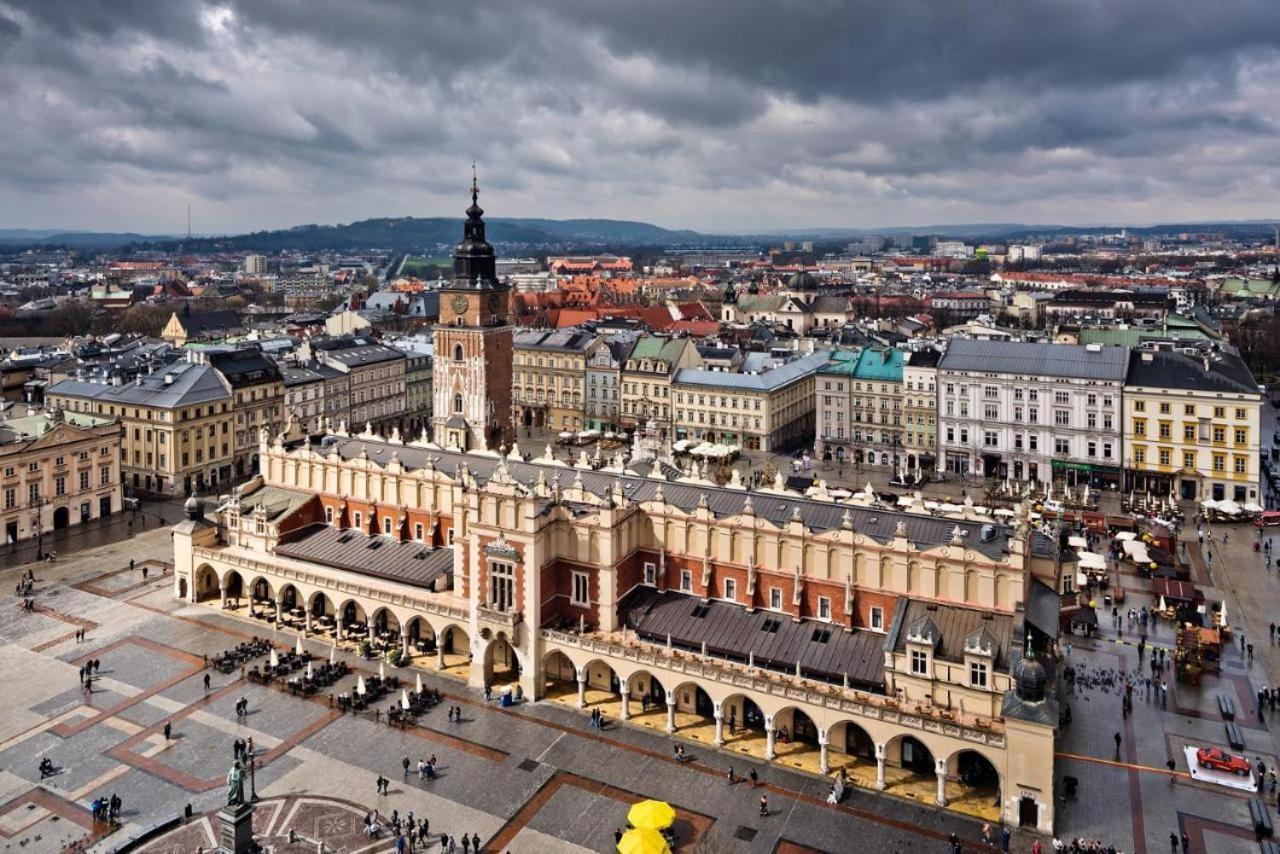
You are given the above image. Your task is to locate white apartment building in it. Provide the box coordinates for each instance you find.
[936,341,1127,487]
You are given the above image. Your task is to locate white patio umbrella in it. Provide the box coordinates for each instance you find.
[295,636,304,656]
[305,661,314,680]
[378,661,387,679]
[356,676,367,696]
[1158,595,1167,612]
[329,642,337,665]
[269,649,279,669]
[415,673,424,694]
[400,689,411,711]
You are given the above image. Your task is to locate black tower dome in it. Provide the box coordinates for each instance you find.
[1014,655,1046,702]
[451,165,499,290]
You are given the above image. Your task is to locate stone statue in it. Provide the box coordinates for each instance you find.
[226,760,246,806]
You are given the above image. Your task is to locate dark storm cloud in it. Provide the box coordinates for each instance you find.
[0,0,1276,231]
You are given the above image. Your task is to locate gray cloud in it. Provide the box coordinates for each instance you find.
[0,0,1276,233]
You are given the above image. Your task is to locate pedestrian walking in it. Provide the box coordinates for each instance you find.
[749,769,758,788]
[758,794,768,816]
[204,672,211,691]
[471,832,479,852]
[1114,731,1122,758]
[1169,832,1178,852]
[1001,825,1010,853]
[163,721,172,740]
[1181,832,1189,853]
[727,766,735,785]
[403,756,410,777]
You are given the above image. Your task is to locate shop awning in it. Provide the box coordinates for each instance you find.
[1151,577,1197,602]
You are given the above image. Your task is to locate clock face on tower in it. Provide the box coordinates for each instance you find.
[451,294,468,316]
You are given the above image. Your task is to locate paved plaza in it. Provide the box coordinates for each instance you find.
[0,525,991,853]
[2,510,1280,852]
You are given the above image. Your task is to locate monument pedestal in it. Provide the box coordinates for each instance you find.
[217,802,256,854]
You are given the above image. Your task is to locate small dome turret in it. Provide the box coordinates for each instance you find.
[1014,655,1046,702]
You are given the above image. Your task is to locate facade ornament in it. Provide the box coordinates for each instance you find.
[950,525,965,545]
[841,508,853,530]
[792,561,804,606]
[894,519,907,538]
[743,494,754,515]
[746,560,757,596]
[844,571,854,615]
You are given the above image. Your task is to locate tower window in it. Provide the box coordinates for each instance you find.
[453,343,464,362]
[454,393,463,414]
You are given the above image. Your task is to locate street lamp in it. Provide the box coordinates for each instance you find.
[248,747,258,802]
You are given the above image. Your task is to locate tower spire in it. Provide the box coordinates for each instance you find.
[471,161,478,204]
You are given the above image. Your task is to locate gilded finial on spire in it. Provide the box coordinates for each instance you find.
[471,161,478,202]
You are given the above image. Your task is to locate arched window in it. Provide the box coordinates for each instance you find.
[454,393,463,414]
[453,343,464,362]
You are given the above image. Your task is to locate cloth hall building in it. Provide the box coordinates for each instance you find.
[170,185,1059,833]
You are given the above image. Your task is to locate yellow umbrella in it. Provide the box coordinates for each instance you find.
[617,828,670,854]
[627,800,676,831]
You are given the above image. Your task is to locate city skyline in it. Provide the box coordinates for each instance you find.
[1,1,1278,234]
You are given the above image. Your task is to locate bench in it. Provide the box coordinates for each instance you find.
[1220,694,1237,720]
[1227,723,1246,750]
[1250,798,1274,839]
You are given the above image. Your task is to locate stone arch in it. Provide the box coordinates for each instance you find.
[278,583,300,612]
[194,564,220,603]
[221,569,244,601]
[884,732,936,777]
[437,623,470,679]
[828,718,878,768]
[249,576,274,606]
[337,598,367,637]
[308,590,335,620]
[404,615,436,649]
[623,670,668,724]
[668,680,718,721]
[480,631,521,686]
[945,746,1002,811]
[369,606,401,637]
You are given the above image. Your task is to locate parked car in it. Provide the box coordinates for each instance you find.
[1196,747,1250,775]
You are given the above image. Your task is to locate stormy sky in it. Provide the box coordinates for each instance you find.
[1,0,1278,234]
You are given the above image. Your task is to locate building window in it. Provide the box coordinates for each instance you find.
[910,650,929,675]
[353,512,362,529]
[325,505,334,525]
[1054,438,1069,455]
[1235,456,1247,474]
[571,571,589,606]
[454,393,463,414]
[723,578,736,601]
[870,606,884,631]
[490,561,515,612]
[680,570,693,592]
[1159,449,1171,466]
[769,588,782,610]
[1184,452,1196,469]
[453,343,464,362]
[818,597,831,620]
[969,661,989,688]
[383,516,393,535]
[414,522,424,541]
[643,562,656,585]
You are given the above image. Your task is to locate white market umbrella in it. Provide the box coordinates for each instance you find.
[329,642,337,665]
[415,673,424,694]
[356,676,367,696]
[400,689,411,711]
[1158,595,1167,612]
[306,662,314,680]
[295,636,304,656]
[269,649,279,669]
[378,661,386,680]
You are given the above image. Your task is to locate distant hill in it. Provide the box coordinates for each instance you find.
[128,217,704,253]
[0,216,1273,253]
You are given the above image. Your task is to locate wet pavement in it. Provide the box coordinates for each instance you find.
[0,498,188,569]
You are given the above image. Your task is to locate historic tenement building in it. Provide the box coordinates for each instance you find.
[174,420,1059,832]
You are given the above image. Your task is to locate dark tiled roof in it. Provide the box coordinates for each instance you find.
[939,340,1128,381]
[276,523,453,589]
[1125,349,1259,396]
[325,436,1011,559]
[180,309,243,336]
[619,587,885,689]
[890,599,1014,671]
[1026,579,1061,639]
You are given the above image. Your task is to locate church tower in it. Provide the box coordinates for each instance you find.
[431,169,514,450]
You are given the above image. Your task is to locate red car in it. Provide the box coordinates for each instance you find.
[1197,747,1250,776]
